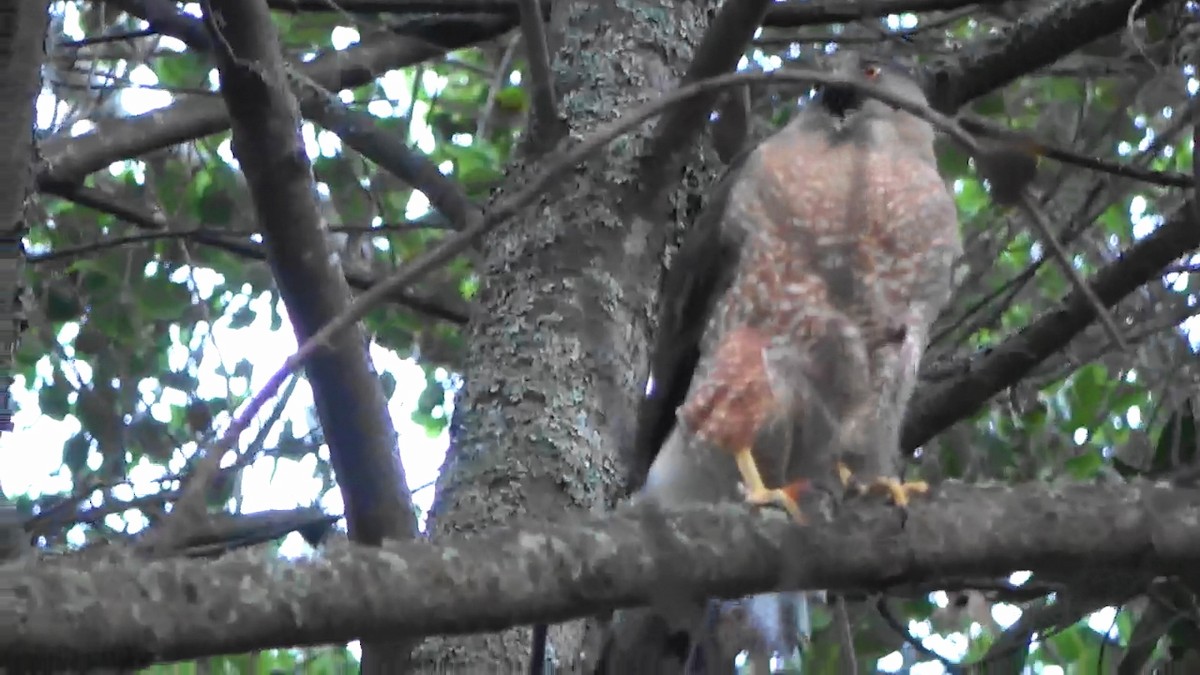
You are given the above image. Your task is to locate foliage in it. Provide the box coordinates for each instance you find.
[3,1,1198,673]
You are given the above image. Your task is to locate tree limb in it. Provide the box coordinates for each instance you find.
[290,71,485,231]
[33,182,472,325]
[903,198,1200,452]
[198,1,421,669]
[37,15,517,184]
[629,0,772,207]
[928,0,1170,113]
[3,481,1199,667]
[0,0,49,438]
[515,0,559,141]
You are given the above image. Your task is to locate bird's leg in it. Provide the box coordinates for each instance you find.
[734,447,807,523]
[861,477,929,508]
[836,461,854,488]
[837,462,927,507]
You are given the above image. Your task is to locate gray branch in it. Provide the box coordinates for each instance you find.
[3,481,1198,668]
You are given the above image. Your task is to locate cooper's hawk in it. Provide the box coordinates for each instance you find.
[597,52,962,673]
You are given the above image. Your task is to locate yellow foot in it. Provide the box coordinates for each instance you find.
[745,486,806,523]
[837,461,854,488]
[734,447,807,524]
[863,477,929,508]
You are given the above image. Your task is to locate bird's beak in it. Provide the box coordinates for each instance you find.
[814,62,863,118]
[816,83,861,117]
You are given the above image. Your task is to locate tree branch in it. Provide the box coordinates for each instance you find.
[95,2,489,233]
[290,72,485,230]
[0,0,49,440]
[37,15,517,185]
[198,3,420,669]
[903,199,1200,452]
[515,0,559,139]
[3,481,1198,667]
[928,0,1170,113]
[629,0,772,206]
[959,115,1192,190]
[34,183,471,325]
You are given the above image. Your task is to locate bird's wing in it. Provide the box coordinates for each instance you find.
[626,152,754,493]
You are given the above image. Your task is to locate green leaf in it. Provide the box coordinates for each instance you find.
[1047,622,1086,664]
[196,170,238,225]
[62,433,91,475]
[380,371,397,400]
[1064,450,1104,479]
[1066,363,1110,429]
[154,52,212,90]
[138,276,193,322]
[269,297,284,331]
[494,86,527,113]
[232,359,254,380]
[411,371,449,436]
[1149,400,1197,475]
[44,286,85,322]
[972,91,1007,116]
[228,305,257,329]
[38,381,72,421]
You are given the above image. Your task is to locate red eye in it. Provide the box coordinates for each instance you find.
[863,64,882,79]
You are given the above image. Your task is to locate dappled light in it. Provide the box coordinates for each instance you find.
[0,0,1197,673]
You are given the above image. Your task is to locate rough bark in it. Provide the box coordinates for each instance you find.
[203,0,417,669]
[412,0,722,670]
[2,481,1198,669]
[0,0,49,438]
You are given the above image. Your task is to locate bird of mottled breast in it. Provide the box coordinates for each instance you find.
[594,51,963,674]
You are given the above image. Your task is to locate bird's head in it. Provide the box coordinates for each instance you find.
[813,51,928,120]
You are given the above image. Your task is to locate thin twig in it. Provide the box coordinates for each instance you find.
[834,595,858,675]
[875,598,959,672]
[516,0,558,136]
[476,34,520,140]
[959,115,1192,189]
[1191,97,1199,227]
[224,373,301,476]
[290,68,484,230]
[1015,192,1128,351]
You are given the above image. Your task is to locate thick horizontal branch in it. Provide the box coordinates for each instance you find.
[2,481,1197,667]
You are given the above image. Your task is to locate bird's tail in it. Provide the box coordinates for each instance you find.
[595,591,822,674]
[743,590,822,667]
[682,591,822,674]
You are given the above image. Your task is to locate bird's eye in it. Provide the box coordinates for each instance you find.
[863,64,882,79]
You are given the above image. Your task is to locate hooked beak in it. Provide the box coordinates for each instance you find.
[815,82,863,117]
[813,57,865,117]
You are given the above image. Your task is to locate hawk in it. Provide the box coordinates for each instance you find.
[597,52,962,673]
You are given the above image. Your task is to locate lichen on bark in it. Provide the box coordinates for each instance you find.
[410,0,721,670]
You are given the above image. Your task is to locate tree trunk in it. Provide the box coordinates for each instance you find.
[0,0,50,438]
[411,0,722,670]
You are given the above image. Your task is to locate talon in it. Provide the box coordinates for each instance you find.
[863,477,929,508]
[734,447,807,523]
[836,461,854,488]
[745,487,806,523]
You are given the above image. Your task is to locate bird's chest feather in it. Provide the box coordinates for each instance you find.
[721,137,958,332]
